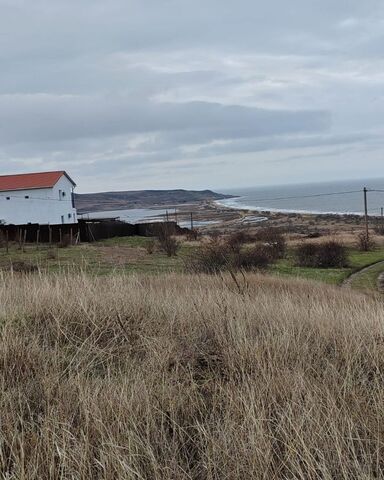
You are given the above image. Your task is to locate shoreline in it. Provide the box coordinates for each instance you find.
[78,199,380,236]
[213,198,366,217]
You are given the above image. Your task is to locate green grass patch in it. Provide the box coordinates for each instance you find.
[271,247,384,287]
[348,262,384,291]
[2,237,384,290]
[270,258,350,285]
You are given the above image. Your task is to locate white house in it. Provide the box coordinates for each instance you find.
[0,171,78,225]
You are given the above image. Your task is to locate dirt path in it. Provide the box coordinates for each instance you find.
[342,260,384,289]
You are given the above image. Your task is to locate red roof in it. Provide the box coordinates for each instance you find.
[0,171,76,192]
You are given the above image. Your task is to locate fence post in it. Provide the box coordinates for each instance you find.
[22,229,27,252]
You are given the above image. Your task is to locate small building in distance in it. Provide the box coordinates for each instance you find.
[0,171,78,225]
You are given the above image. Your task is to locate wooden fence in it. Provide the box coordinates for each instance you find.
[0,219,189,246]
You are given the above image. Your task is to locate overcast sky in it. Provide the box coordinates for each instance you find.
[1,0,384,193]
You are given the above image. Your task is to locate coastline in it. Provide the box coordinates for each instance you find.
[214,198,365,217]
[78,197,378,236]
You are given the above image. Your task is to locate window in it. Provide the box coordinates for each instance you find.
[61,215,65,224]
[25,195,29,199]
[6,197,10,200]
[68,213,72,219]
[62,191,66,197]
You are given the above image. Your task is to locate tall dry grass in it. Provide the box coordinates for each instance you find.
[0,271,383,479]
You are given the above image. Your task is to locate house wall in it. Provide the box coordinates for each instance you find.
[0,175,78,225]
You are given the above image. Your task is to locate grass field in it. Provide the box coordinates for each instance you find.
[272,247,384,286]
[2,236,384,290]
[0,271,383,478]
[0,237,194,275]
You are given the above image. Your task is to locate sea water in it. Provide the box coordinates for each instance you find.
[218,178,384,216]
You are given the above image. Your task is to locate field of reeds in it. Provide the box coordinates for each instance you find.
[0,271,383,479]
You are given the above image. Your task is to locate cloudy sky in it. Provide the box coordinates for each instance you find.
[1,0,384,193]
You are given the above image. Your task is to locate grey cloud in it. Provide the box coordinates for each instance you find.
[0,0,384,189]
[0,94,329,144]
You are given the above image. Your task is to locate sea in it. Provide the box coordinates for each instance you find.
[78,207,170,224]
[218,178,384,216]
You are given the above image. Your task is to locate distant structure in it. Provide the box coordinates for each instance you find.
[0,171,77,225]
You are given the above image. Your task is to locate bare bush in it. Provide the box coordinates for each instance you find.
[253,227,286,259]
[226,231,250,253]
[158,224,180,257]
[233,245,271,271]
[185,241,231,273]
[187,229,200,241]
[0,272,382,478]
[357,232,376,251]
[295,240,348,268]
[145,239,156,254]
[9,261,38,273]
[186,239,274,274]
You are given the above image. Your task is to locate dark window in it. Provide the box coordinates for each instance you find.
[68,213,72,218]
[62,191,66,197]
[25,195,29,199]
[6,197,10,200]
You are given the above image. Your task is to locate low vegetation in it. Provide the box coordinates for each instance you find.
[357,232,376,252]
[1,230,384,290]
[186,228,286,273]
[0,272,383,478]
[295,240,348,268]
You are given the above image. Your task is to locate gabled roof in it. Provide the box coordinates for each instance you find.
[0,171,76,192]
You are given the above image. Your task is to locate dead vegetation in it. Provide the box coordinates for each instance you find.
[0,271,383,478]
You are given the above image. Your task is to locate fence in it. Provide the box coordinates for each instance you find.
[0,219,190,245]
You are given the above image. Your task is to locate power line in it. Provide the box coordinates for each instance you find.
[234,189,364,204]
[0,187,383,206]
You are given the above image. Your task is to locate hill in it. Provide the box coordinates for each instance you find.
[1,271,382,478]
[75,189,235,213]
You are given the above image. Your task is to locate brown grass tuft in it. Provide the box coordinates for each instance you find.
[0,272,383,478]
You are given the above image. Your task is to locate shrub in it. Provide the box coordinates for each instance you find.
[295,243,320,268]
[186,241,274,274]
[233,246,272,271]
[295,241,348,268]
[357,232,376,252]
[185,242,231,273]
[253,227,286,259]
[9,261,38,273]
[187,229,200,241]
[316,241,348,268]
[226,231,249,253]
[158,225,180,257]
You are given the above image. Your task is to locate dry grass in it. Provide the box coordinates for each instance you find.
[0,271,383,479]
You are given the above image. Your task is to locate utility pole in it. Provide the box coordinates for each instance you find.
[363,187,369,240]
